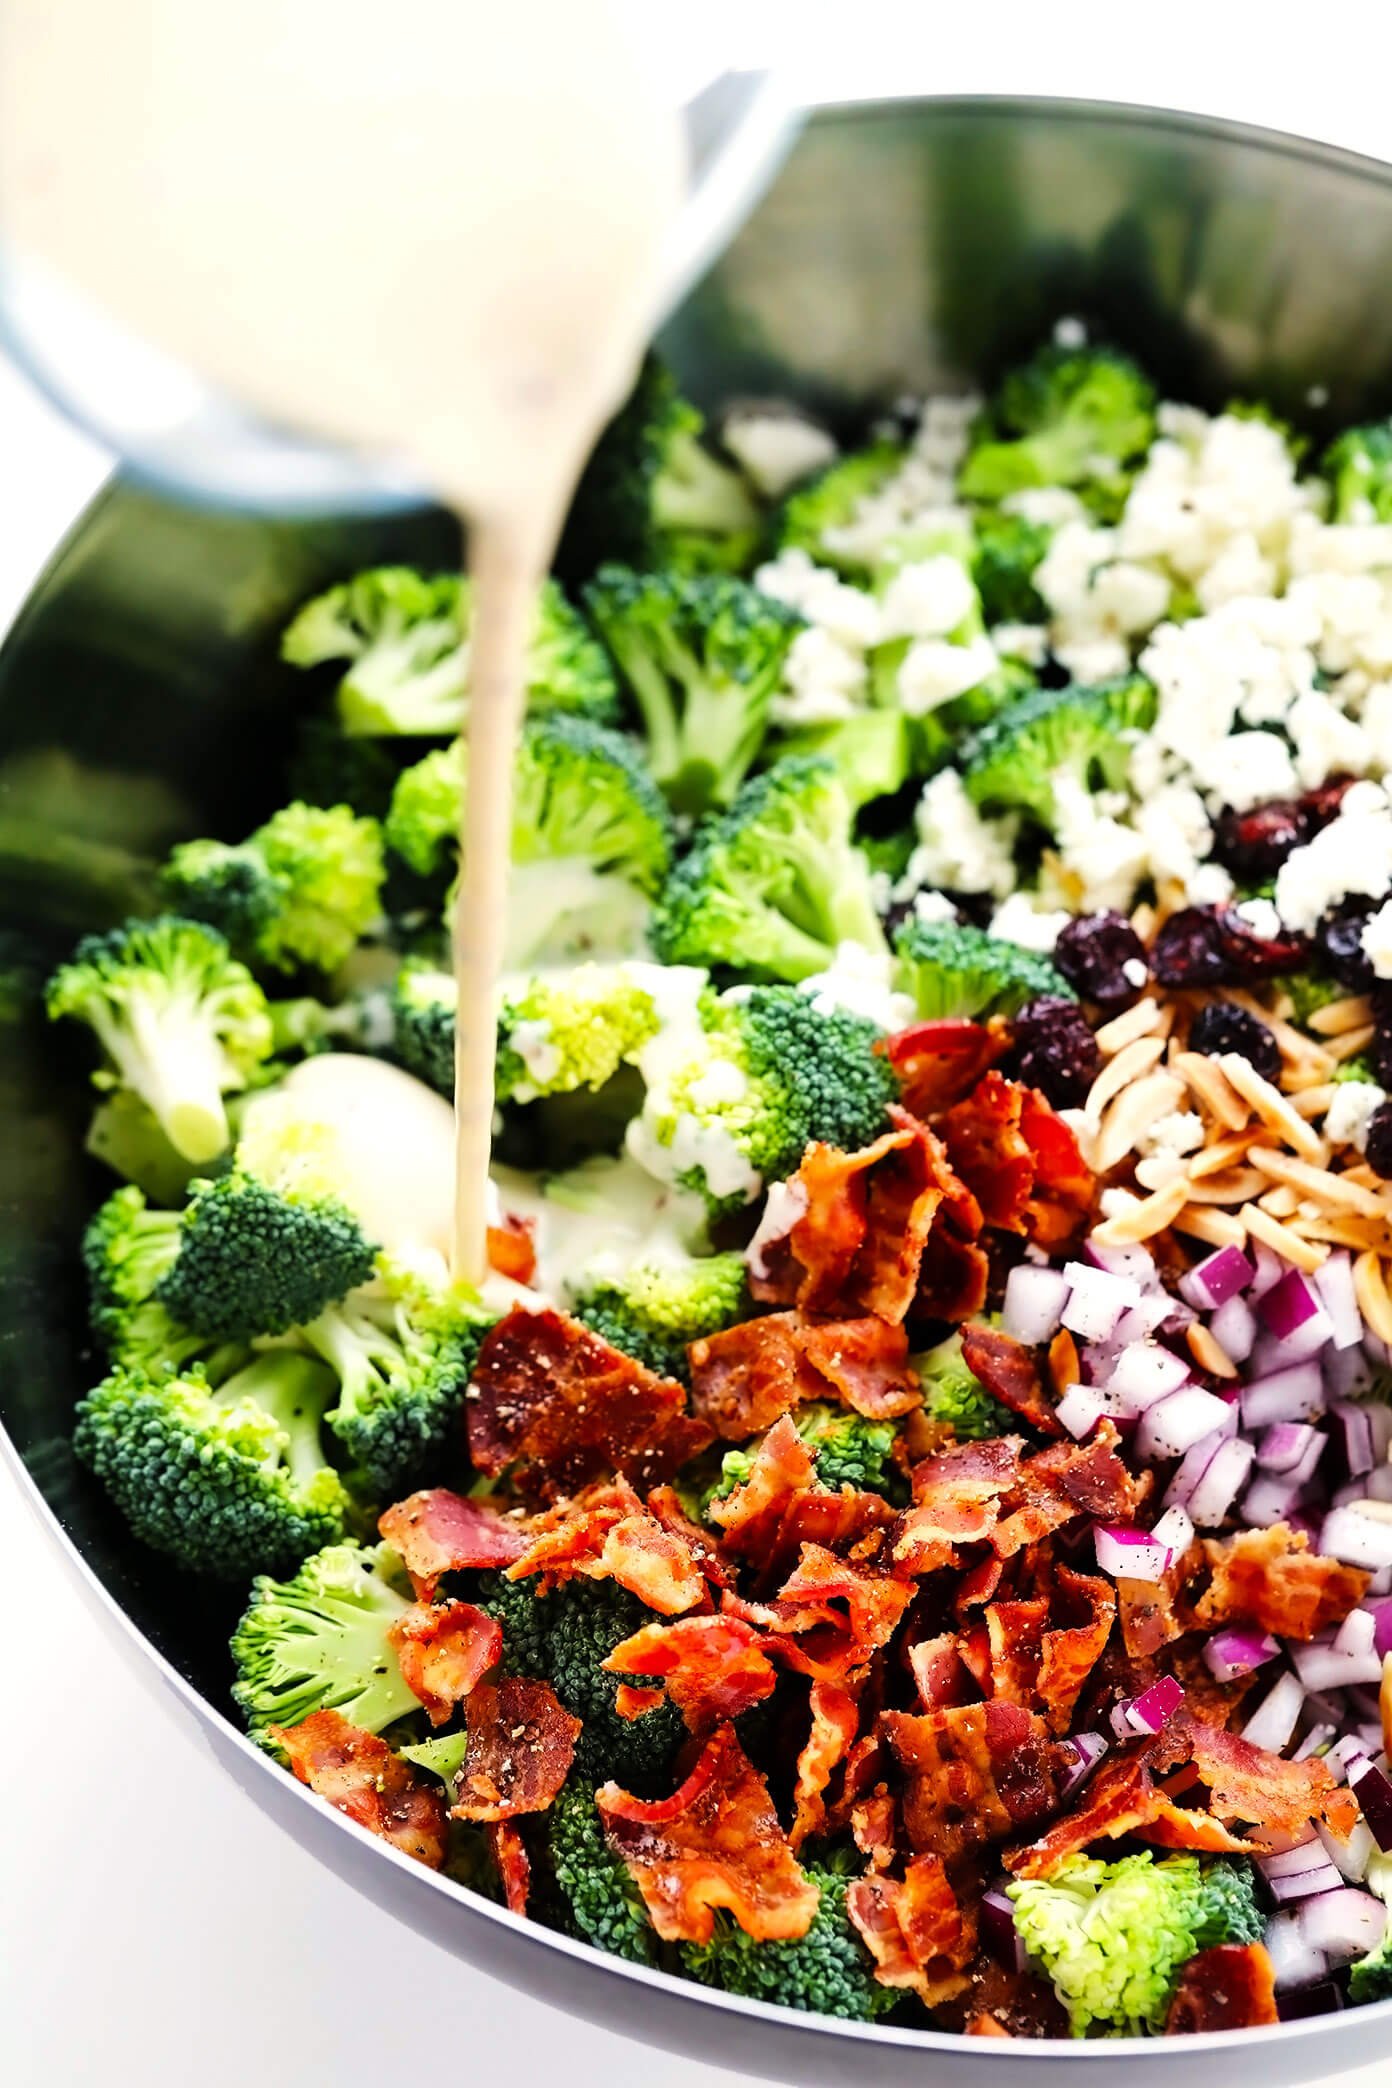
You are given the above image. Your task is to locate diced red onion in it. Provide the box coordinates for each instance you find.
[1001,1264,1069,1345]
[1256,1420,1326,1476]
[1164,1423,1236,1513]
[1291,1636,1384,1692]
[1350,1759,1392,1853]
[1335,1609,1378,1662]
[1294,1722,1339,1761]
[1185,1436,1256,1526]
[1150,1504,1194,1557]
[1263,1909,1331,1991]
[1331,1401,1377,1478]
[1331,1472,1392,1509]
[1054,1382,1108,1441]
[1111,1674,1184,1738]
[1083,1238,1158,1287]
[1059,1730,1108,1798]
[1260,1836,1329,1881]
[1249,1241,1287,1298]
[1276,1979,1344,2020]
[1136,1385,1233,1461]
[1370,1404,1392,1460]
[1203,1627,1279,1682]
[1270,1861,1347,1902]
[1179,1245,1254,1312]
[1365,1596,1392,1656]
[1094,1523,1171,1582]
[1368,1565,1392,1597]
[1323,1343,1379,1401]
[1062,1262,1144,1341]
[1102,1342,1192,1416]
[979,1888,1028,1972]
[1320,1503,1392,1570]
[1296,1887,1388,1964]
[1209,1293,1257,1363]
[1243,1470,1325,1530]
[1260,1267,1322,1334]
[1242,1669,1306,1752]
[1241,1360,1326,1429]
[1251,1314,1337,1374]
[1313,1252,1363,1351]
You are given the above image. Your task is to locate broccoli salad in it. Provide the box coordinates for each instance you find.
[50,335,1392,2040]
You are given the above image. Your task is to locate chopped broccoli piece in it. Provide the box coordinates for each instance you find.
[774,710,913,809]
[585,564,802,813]
[281,565,618,735]
[471,1567,553,1676]
[681,1866,893,2020]
[82,1183,187,1360]
[163,802,385,976]
[384,740,465,882]
[548,1779,660,1965]
[792,1403,901,1494]
[1007,1854,1264,2037]
[74,1350,355,1579]
[301,1251,494,1498]
[46,915,273,1163]
[389,960,457,1095]
[398,1730,472,1789]
[652,757,886,984]
[893,917,1071,1021]
[1349,1915,1392,2004]
[774,440,905,574]
[962,674,1157,830]
[971,507,1052,626]
[959,344,1157,507]
[230,1539,419,1748]
[569,1245,747,1380]
[560,353,761,578]
[916,1332,1013,1440]
[1321,420,1392,524]
[84,1088,206,1207]
[629,983,898,1217]
[1281,972,1343,1028]
[288,713,415,820]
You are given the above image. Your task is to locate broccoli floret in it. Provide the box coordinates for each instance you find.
[301,1252,494,1498]
[560,353,761,578]
[1007,1854,1264,2037]
[84,1089,206,1207]
[548,1779,661,1965]
[281,566,618,735]
[1349,1914,1392,2004]
[652,757,885,984]
[289,713,416,820]
[78,1182,212,1375]
[399,1731,472,1790]
[74,1350,355,1579]
[893,917,1072,1021]
[793,1403,900,1494]
[569,1246,747,1380]
[962,674,1157,830]
[163,802,385,977]
[585,564,802,814]
[1321,420,1392,524]
[971,507,1052,626]
[629,983,898,1216]
[959,344,1157,508]
[472,1568,553,1676]
[1280,971,1342,1028]
[46,915,273,1163]
[774,440,905,574]
[681,1865,892,2021]
[915,1332,1013,1441]
[773,710,913,810]
[157,1101,379,1340]
[230,1539,419,1748]
[386,716,673,968]
[389,961,457,1094]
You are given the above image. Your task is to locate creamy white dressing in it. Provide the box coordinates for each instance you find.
[493,1153,708,1304]
[0,0,684,1286]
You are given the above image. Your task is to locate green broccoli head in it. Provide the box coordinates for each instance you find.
[682,1865,894,2021]
[961,673,1157,830]
[915,1332,1013,1441]
[959,344,1157,507]
[83,1184,184,1351]
[157,1104,379,1341]
[652,757,886,984]
[496,964,661,1105]
[74,1350,355,1579]
[570,1245,747,1380]
[773,440,905,574]
[560,353,761,578]
[1349,1904,1392,2004]
[389,960,457,1095]
[1007,1854,1264,2037]
[302,1251,495,1499]
[384,740,464,881]
[548,1778,661,1965]
[46,915,274,1164]
[773,710,912,811]
[230,1538,419,1749]
[893,917,1072,1021]
[163,801,385,977]
[630,983,899,1218]
[971,507,1052,626]
[793,1403,901,1494]
[288,713,416,821]
[1321,419,1392,524]
[281,565,618,735]
[585,563,802,815]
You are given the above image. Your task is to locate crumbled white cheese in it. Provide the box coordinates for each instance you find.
[1275,783,1392,933]
[1361,898,1392,980]
[754,547,882,649]
[1003,487,1088,528]
[878,555,977,641]
[1190,729,1298,811]
[1119,408,1316,590]
[1141,1110,1205,1158]
[775,626,867,724]
[910,889,960,926]
[1133,782,1214,894]
[899,769,1019,900]
[988,891,1071,953]
[1286,686,1372,790]
[1035,520,1171,676]
[991,621,1049,665]
[1188,862,1237,907]
[1325,1081,1388,1154]
[1233,896,1283,940]
[897,632,998,716]
[1052,776,1150,914]
[1123,956,1149,988]
[720,409,837,498]
[798,940,915,1031]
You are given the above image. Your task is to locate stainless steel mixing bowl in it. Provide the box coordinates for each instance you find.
[4,94,1392,2085]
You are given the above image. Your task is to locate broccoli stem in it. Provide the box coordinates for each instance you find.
[655,436,759,537]
[113,995,230,1162]
[215,1353,338,1482]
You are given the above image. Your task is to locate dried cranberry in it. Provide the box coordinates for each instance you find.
[1053,912,1149,1010]
[1215,908,1310,979]
[1365,1100,1392,1179]
[1315,898,1377,992]
[1211,799,1309,882]
[1303,776,1356,830]
[1370,1023,1392,1090]
[1152,908,1232,986]
[1004,995,1102,1109]
[1187,1000,1281,1082]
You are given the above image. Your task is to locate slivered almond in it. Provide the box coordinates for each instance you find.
[1242,1203,1328,1271]
[1094,997,1169,1057]
[1328,1024,1377,1063]
[1135,1152,1188,1192]
[1294,1215,1392,1252]
[1355,1251,1392,1345]
[1173,1051,1250,1131]
[1258,1184,1302,1218]
[1181,1167,1267,1205]
[1290,1084,1336,1121]
[1187,1131,1260,1179]
[1342,1164,1384,1191]
[1187,1322,1238,1379]
[1218,1054,1326,1161]
[1085,1034,1167,1117]
[1093,1072,1187,1175]
[1129,903,1158,944]
[1091,1176,1189,1244]
[1246,1145,1387,1218]
[1308,995,1374,1037]
[1173,1204,1247,1248]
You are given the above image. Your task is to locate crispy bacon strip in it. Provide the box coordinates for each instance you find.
[487,1820,532,1915]
[1036,1566,1116,1735]
[791,1681,861,1848]
[601,1514,708,1616]
[1116,1558,1189,1660]
[992,1423,1144,1557]
[468,1307,711,1499]
[603,1614,781,1728]
[450,1678,580,1822]
[909,1634,977,1711]
[688,1312,824,1439]
[1018,1088,1095,1248]
[388,1600,502,1726]
[845,1856,973,2006]
[985,1597,1049,1707]
[939,1072,1036,1233]
[1175,1711,1357,1845]
[707,1414,818,1558]
[772,1543,914,1681]
[1193,1522,1370,1642]
[378,1489,526,1599]
[882,1701,1064,1867]
[1165,1944,1279,2033]
[961,1322,1064,1439]
[880,1019,1004,1116]
[893,1437,1024,1576]
[797,1316,921,1420]
[271,1709,447,1868]
[915,1220,991,1324]
[504,1479,641,1584]
[966,2014,1012,2038]
[598,1725,819,1945]
[646,1484,734,1592]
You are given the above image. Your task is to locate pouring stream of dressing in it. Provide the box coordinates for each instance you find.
[0,0,686,1283]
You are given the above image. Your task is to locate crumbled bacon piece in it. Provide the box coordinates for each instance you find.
[938,1073,1093,1250]
[468,1306,711,1500]
[984,1597,1050,1707]
[797,1317,921,1420]
[882,1701,1065,1867]
[450,1678,581,1822]
[645,1484,734,1591]
[966,2014,1012,2038]
[689,1312,919,1442]
[893,1436,1024,1575]
[487,1215,536,1286]
[880,1019,1005,1116]
[271,1709,447,1868]
[1176,1711,1356,1845]
[992,1423,1144,1557]
[487,1820,532,1915]
[909,1634,976,1712]
[388,1600,502,1726]
[602,1614,781,1728]
[772,1544,914,1683]
[505,1481,708,1615]
[708,1414,818,1558]
[1018,1088,1095,1248]
[597,1725,819,1945]
[1165,1944,1279,2033]
[1035,1566,1116,1734]
[914,1220,991,1323]
[845,1856,973,2006]
[791,1681,861,1848]
[961,1322,1065,1439]
[1193,1522,1370,1642]
[1116,1557,1189,1659]
[378,1488,526,1599]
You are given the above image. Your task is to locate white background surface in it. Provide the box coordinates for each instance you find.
[5,9,1392,2083]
